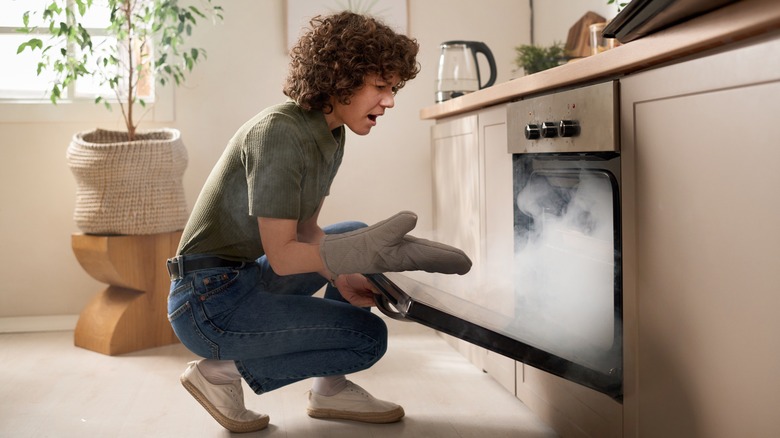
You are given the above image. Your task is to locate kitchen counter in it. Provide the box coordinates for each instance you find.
[424,4,780,436]
[421,0,780,120]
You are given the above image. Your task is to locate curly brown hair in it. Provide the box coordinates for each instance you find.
[284,11,420,113]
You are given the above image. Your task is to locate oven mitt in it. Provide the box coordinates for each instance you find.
[320,211,472,276]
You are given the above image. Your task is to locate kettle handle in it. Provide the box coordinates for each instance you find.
[469,41,497,89]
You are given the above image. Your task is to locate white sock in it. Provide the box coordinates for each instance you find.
[312,375,348,396]
[197,359,242,385]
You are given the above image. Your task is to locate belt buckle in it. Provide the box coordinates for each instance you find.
[177,256,185,279]
[167,256,184,281]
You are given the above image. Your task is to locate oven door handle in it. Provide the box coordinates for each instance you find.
[373,293,409,322]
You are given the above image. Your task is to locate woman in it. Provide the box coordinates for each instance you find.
[166,11,471,433]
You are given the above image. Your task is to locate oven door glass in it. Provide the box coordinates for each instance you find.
[366,160,622,401]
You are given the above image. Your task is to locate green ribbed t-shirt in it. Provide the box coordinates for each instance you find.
[177,101,345,261]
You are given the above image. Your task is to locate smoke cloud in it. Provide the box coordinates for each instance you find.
[513,167,617,371]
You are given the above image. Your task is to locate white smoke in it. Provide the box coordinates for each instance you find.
[513,169,616,368]
[391,165,620,373]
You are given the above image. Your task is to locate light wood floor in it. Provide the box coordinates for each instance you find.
[0,316,557,437]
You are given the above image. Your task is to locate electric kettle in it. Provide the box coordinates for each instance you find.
[436,40,497,103]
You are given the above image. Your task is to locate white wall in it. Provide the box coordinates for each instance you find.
[533,0,620,46]
[0,0,530,323]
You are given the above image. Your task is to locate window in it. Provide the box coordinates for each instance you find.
[0,0,170,123]
[1,0,57,99]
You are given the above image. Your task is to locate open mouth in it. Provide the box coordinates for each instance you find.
[368,114,378,122]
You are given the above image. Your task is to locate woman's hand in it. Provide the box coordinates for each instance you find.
[333,274,377,307]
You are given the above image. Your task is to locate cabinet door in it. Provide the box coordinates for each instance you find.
[430,107,516,384]
[431,115,481,298]
[477,105,517,394]
[621,34,780,438]
[431,114,485,368]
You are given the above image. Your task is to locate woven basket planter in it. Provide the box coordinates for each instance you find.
[66,128,189,235]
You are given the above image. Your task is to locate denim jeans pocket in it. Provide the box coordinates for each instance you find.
[192,267,251,329]
[168,300,220,358]
[193,268,241,301]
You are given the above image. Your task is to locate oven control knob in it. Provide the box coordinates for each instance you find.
[524,124,540,140]
[559,120,580,137]
[541,122,558,138]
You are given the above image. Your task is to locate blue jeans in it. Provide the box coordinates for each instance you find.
[167,221,387,395]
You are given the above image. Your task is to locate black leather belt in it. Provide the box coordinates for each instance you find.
[167,255,244,280]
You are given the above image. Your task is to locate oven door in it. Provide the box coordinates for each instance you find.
[368,268,622,401]
[366,160,622,402]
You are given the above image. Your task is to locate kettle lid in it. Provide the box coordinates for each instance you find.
[441,40,477,47]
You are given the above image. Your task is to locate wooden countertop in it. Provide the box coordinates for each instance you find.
[421,0,780,120]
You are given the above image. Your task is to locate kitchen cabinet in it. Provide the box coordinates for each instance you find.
[431,100,622,437]
[620,33,780,438]
[428,30,780,438]
[477,106,516,395]
[432,101,623,437]
[424,5,780,436]
[430,113,480,301]
[429,112,485,370]
[430,105,515,391]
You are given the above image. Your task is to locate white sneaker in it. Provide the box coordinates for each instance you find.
[307,381,405,423]
[180,360,269,432]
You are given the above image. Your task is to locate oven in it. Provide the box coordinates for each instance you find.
[368,81,623,401]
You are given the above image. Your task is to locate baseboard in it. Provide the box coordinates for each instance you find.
[0,315,79,333]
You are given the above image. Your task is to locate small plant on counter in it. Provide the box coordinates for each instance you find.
[514,42,566,75]
[607,0,630,12]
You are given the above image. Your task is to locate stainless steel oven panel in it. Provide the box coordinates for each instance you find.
[507,81,619,154]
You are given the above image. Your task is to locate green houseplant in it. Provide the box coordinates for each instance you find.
[607,0,630,12]
[17,0,223,235]
[514,42,566,75]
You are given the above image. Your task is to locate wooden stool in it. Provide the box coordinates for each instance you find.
[72,231,181,355]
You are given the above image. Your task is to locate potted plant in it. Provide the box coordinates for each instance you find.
[17,0,223,235]
[514,42,566,75]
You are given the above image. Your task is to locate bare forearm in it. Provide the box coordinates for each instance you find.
[257,216,330,278]
[268,239,328,276]
[297,218,325,245]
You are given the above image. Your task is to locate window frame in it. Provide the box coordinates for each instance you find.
[0,1,173,124]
